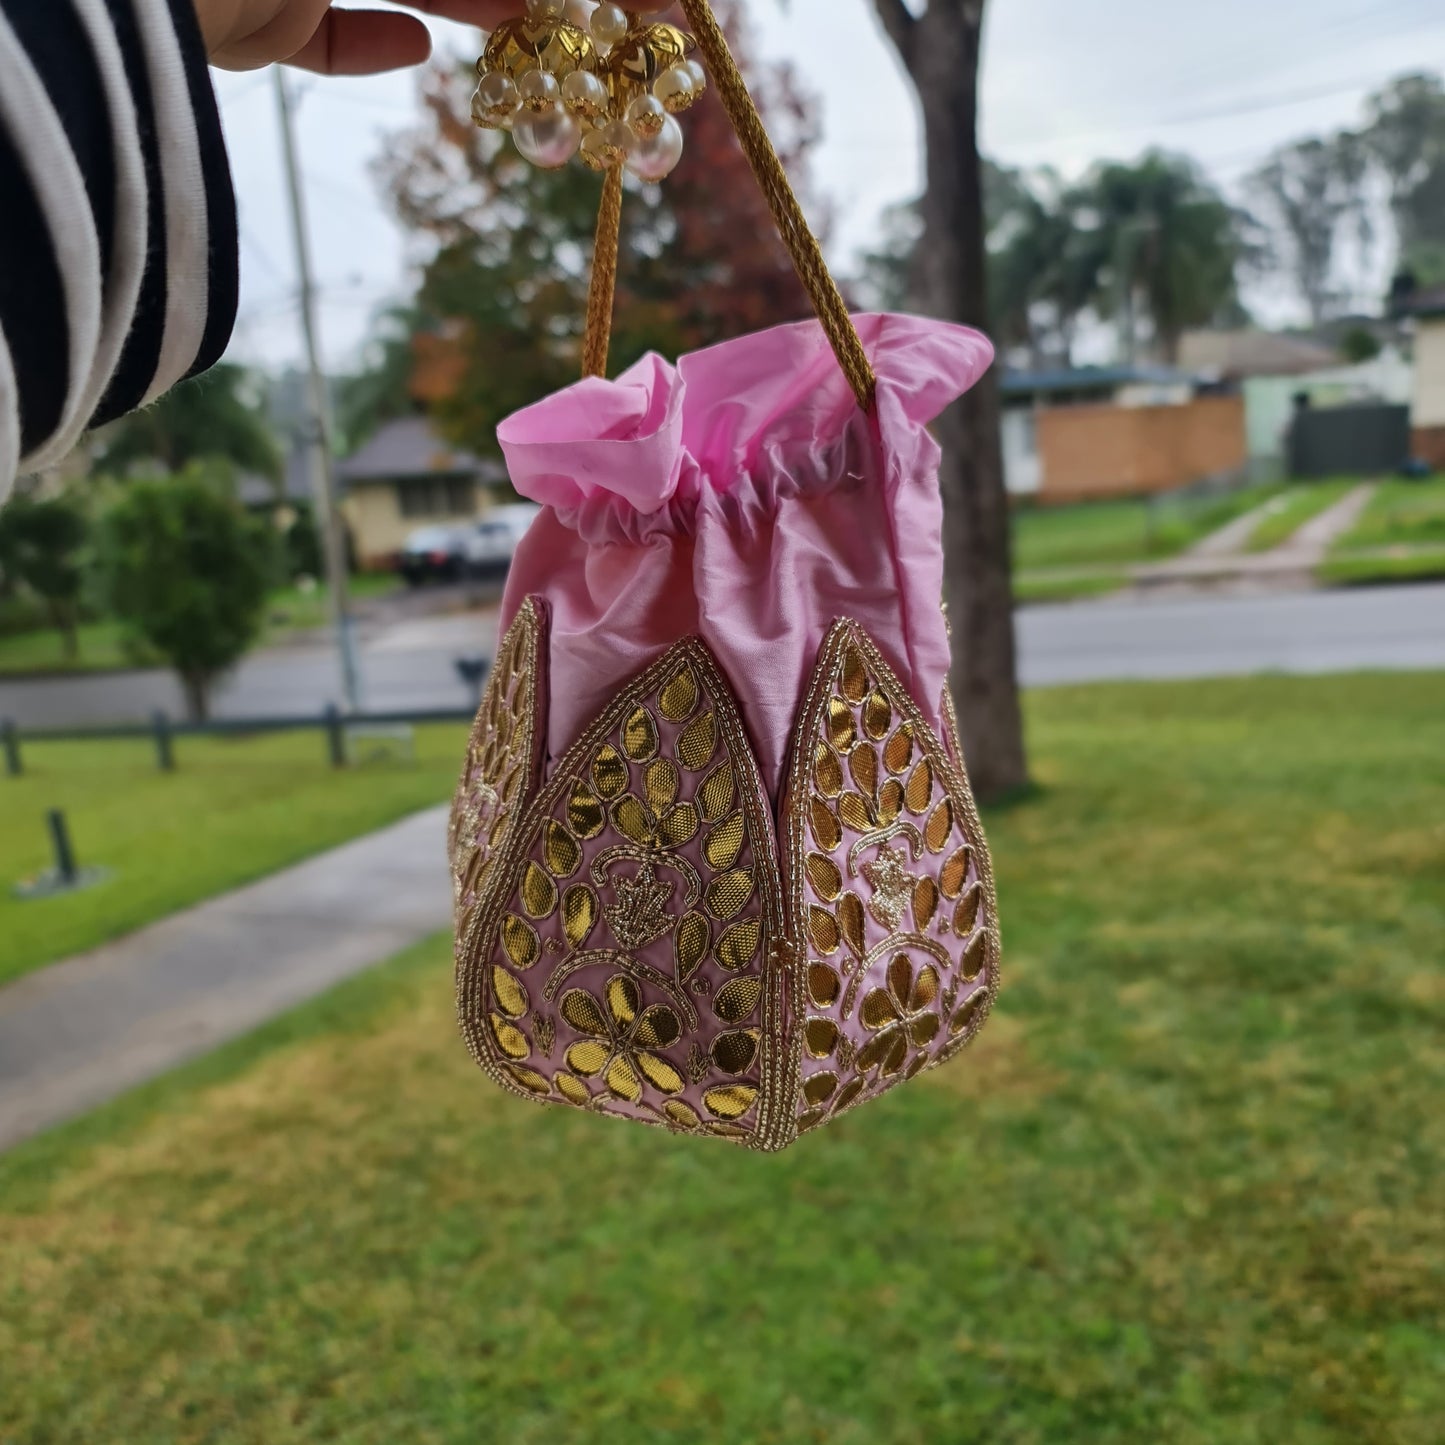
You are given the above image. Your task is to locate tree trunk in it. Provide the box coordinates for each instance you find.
[50,603,78,662]
[181,672,211,722]
[883,0,1029,801]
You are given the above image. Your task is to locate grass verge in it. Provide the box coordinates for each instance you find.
[1014,570,1131,604]
[1012,484,1280,572]
[1331,476,1445,553]
[1243,479,1355,553]
[1318,547,1445,587]
[2,674,1442,1443]
[0,724,469,986]
[0,575,401,675]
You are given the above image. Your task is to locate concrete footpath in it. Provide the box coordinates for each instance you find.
[0,805,452,1152]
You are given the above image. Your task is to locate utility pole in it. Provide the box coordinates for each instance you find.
[273,68,363,713]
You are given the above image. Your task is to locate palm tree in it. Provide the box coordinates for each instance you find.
[1081,153,1245,364]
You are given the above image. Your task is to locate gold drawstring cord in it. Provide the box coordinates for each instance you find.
[579,0,877,412]
[582,163,624,380]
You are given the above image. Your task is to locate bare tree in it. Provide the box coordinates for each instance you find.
[870,0,1027,801]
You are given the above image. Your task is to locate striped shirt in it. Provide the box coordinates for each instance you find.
[0,0,236,502]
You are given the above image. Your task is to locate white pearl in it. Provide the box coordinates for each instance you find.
[625,114,684,182]
[626,93,667,139]
[513,108,582,168]
[590,2,629,48]
[653,65,696,115]
[580,127,622,171]
[682,60,707,94]
[563,0,596,26]
[526,0,566,20]
[518,68,561,113]
[472,71,519,127]
[561,69,609,122]
[601,118,635,158]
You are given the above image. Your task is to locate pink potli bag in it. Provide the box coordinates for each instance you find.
[449,2,1001,1150]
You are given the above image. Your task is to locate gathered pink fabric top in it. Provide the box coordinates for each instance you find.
[497,312,994,796]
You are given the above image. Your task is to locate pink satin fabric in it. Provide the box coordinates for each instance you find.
[497,312,995,796]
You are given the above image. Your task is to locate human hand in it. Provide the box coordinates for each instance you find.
[198,1,674,76]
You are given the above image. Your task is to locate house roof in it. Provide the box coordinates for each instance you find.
[1177,329,1338,379]
[336,415,505,485]
[237,443,313,509]
[1000,364,1196,398]
[1395,284,1445,319]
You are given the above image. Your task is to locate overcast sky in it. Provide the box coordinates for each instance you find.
[214,0,1445,373]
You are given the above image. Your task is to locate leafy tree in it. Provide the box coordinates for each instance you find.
[1246,136,1369,325]
[335,305,429,452]
[0,493,88,660]
[98,469,273,719]
[375,0,822,453]
[869,0,1027,801]
[1082,152,1247,364]
[92,363,283,485]
[1362,73,1445,286]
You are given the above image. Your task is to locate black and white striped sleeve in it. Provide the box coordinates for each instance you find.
[0,0,238,503]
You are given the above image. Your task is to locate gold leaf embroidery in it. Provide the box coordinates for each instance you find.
[706,868,755,921]
[697,762,736,821]
[914,876,940,932]
[623,706,659,762]
[905,759,934,815]
[805,852,843,902]
[805,1017,839,1058]
[645,758,680,812]
[950,989,986,1037]
[827,697,856,751]
[677,710,718,771]
[940,845,971,900]
[808,962,842,1008]
[714,976,762,1023]
[712,1029,760,1075]
[674,910,710,983]
[809,798,842,852]
[849,742,879,799]
[883,724,914,776]
[508,1065,550,1096]
[543,820,581,878]
[953,881,982,937]
[840,642,868,704]
[521,861,559,920]
[658,665,699,722]
[960,930,988,981]
[561,884,598,950]
[502,915,540,970]
[568,781,606,840]
[862,690,892,741]
[837,791,873,834]
[491,1015,530,1060]
[592,744,629,800]
[813,742,844,798]
[838,891,866,958]
[808,906,840,955]
[715,918,763,971]
[803,1072,838,1106]
[704,1084,758,1120]
[704,811,747,871]
[925,798,954,853]
[492,967,529,1020]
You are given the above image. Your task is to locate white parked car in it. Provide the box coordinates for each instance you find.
[464,503,542,576]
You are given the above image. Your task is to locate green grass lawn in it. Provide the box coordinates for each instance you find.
[3,673,1441,1443]
[1243,479,1355,553]
[1013,570,1131,605]
[1013,484,1280,572]
[1332,476,1445,552]
[0,724,469,986]
[1318,547,1445,588]
[0,574,401,675]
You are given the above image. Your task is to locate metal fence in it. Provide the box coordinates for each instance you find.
[1,704,479,777]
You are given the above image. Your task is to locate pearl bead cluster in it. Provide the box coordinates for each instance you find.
[472,0,708,180]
